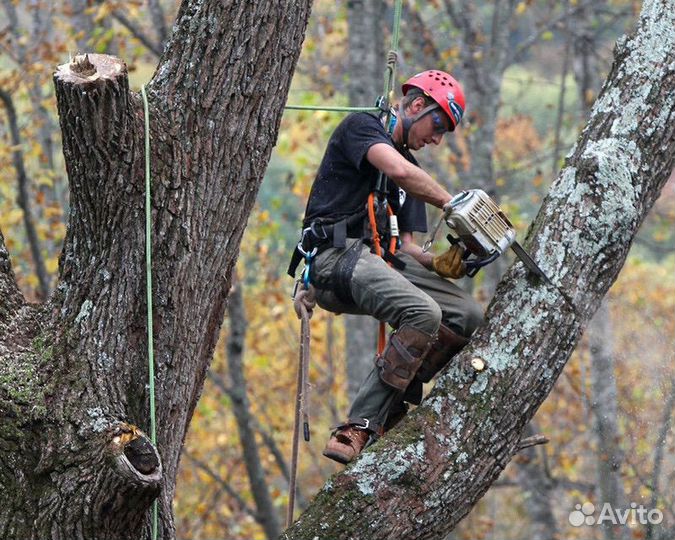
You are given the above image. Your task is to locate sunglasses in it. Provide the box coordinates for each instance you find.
[431,110,450,134]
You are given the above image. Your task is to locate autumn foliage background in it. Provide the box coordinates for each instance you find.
[1,1,673,539]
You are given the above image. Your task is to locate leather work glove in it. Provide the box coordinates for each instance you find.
[432,245,467,279]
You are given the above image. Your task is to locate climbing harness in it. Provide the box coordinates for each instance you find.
[141,84,159,540]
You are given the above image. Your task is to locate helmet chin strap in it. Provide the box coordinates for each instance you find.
[398,103,440,150]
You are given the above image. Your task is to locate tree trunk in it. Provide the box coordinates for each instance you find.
[148,0,170,50]
[282,2,675,537]
[0,1,312,538]
[646,378,675,540]
[347,0,386,108]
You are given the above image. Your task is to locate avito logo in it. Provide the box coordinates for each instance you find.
[569,502,663,527]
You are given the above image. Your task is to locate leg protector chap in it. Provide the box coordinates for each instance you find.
[415,324,469,383]
[376,326,434,391]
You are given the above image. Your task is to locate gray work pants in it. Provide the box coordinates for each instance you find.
[310,239,483,430]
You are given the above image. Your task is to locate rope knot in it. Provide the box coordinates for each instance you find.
[293,285,316,320]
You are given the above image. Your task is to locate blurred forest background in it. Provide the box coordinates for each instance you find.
[1,1,673,539]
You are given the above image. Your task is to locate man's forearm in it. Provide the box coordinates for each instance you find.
[393,162,451,209]
[366,143,451,208]
[398,235,434,269]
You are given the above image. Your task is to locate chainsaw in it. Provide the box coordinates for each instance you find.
[423,189,551,283]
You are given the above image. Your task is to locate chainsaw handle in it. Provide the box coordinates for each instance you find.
[446,234,499,277]
[464,251,499,276]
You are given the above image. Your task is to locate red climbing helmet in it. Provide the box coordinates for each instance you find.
[402,70,466,130]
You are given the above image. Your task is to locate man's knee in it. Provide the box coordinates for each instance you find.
[401,298,442,336]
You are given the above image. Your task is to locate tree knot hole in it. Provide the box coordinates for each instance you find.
[110,423,160,475]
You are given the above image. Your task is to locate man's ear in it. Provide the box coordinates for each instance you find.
[411,96,425,113]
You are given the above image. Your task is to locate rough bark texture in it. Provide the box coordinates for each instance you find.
[0,1,312,538]
[283,2,675,538]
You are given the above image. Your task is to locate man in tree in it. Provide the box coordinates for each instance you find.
[289,70,483,464]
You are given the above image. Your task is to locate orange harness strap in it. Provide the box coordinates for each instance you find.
[367,193,397,354]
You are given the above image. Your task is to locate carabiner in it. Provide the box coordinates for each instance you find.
[300,246,317,289]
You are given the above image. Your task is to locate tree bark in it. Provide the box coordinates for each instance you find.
[0,0,312,538]
[282,2,675,537]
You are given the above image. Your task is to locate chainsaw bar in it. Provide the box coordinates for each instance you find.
[511,241,552,285]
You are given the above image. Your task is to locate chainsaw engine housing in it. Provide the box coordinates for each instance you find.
[446,189,516,258]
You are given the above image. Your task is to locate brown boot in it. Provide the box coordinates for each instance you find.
[415,324,469,383]
[323,420,375,464]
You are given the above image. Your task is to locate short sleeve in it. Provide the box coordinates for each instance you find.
[337,114,394,171]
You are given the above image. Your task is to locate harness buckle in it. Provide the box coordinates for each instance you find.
[309,221,329,241]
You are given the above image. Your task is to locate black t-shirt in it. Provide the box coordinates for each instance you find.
[302,113,427,234]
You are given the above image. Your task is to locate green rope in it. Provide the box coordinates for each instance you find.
[385,0,403,99]
[392,0,402,50]
[141,84,159,540]
[284,105,378,112]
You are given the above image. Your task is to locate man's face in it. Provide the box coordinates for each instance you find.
[407,98,452,151]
